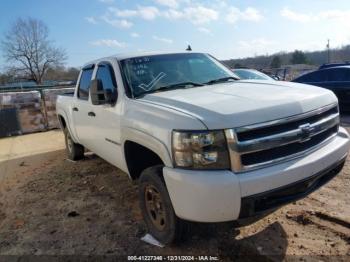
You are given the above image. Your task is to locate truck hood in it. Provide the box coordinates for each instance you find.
[139,80,337,129]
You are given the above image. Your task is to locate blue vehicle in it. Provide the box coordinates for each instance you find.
[292,65,350,112]
[318,62,350,70]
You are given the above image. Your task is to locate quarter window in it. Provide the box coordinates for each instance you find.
[78,67,94,100]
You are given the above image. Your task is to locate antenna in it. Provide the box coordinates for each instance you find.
[326,39,330,63]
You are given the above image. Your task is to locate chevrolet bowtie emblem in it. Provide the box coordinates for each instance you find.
[299,123,314,142]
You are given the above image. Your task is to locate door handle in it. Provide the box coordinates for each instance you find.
[72,107,79,112]
[88,112,96,117]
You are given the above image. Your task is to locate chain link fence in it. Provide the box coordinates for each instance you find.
[0,86,74,137]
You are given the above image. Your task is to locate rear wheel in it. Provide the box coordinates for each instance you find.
[64,127,84,160]
[139,165,189,245]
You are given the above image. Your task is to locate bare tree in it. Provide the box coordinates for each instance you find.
[1,17,67,84]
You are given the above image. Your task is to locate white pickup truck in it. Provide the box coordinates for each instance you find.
[57,52,350,244]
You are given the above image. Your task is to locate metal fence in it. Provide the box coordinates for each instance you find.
[0,84,74,93]
[0,86,74,137]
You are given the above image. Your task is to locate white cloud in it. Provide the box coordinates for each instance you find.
[213,0,229,8]
[239,38,275,48]
[153,35,173,44]
[110,8,138,18]
[154,0,179,9]
[242,7,263,22]
[91,39,126,48]
[138,6,160,20]
[237,38,276,56]
[85,17,98,24]
[281,7,350,23]
[183,6,218,25]
[109,6,160,20]
[320,10,350,20]
[99,2,261,30]
[225,7,240,24]
[99,0,114,3]
[105,3,219,25]
[226,7,263,24]
[279,7,350,51]
[280,8,313,23]
[197,27,211,34]
[101,15,133,28]
[119,19,133,28]
[100,2,236,27]
[163,5,219,25]
[130,32,140,38]
[163,9,183,20]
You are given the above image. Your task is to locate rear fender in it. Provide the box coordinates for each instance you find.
[57,108,79,143]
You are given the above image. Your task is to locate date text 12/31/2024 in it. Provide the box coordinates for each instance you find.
[128,255,219,261]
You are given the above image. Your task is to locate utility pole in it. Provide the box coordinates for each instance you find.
[326,39,330,63]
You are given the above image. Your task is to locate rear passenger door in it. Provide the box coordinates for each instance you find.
[323,68,350,108]
[73,64,96,150]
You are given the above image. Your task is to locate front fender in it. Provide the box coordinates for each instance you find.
[120,127,173,168]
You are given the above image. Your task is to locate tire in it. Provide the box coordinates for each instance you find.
[64,127,84,160]
[139,165,189,245]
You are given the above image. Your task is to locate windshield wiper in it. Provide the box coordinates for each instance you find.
[204,76,237,85]
[135,81,204,98]
[154,81,204,93]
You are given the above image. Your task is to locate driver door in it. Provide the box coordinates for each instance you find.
[88,62,123,167]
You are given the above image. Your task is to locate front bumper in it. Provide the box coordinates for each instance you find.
[163,127,350,223]
[239,155,346,218]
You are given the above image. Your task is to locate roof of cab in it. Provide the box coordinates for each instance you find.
[82,51,203,68]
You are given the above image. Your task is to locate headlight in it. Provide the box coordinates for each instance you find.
[172,130,230,169]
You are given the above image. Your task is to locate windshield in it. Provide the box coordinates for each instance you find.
[233,69,273,80]
[120,53,237,97]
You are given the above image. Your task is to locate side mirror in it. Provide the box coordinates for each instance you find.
[90,79,116,105]
[104,89,115,104]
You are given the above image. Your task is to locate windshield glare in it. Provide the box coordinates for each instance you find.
[120,53,236,97]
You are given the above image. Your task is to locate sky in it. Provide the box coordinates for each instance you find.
[1,0,350,68]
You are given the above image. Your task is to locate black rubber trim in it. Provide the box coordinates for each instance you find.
[105,138,121,146]
[239,155,347,219]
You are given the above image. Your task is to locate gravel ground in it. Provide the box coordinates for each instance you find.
[0,127,349,261]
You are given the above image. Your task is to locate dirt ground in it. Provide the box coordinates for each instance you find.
[0,127,350,261]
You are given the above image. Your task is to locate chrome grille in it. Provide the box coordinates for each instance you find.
[225,103,340,173]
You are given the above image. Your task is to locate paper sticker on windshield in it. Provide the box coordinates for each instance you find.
[138,72,166,91]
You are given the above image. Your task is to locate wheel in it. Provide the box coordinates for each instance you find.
[139,165,189,245]
[64,127,84,160]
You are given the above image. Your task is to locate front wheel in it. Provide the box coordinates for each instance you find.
[64,127,84,160]
[139,166,189,245]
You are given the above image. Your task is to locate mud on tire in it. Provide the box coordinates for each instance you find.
[64,127,84,161]
[139,165,189,245]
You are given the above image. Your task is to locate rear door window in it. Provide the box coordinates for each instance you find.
[78,66,94,100]
[299,70,326,83]
[296,71,315,82]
